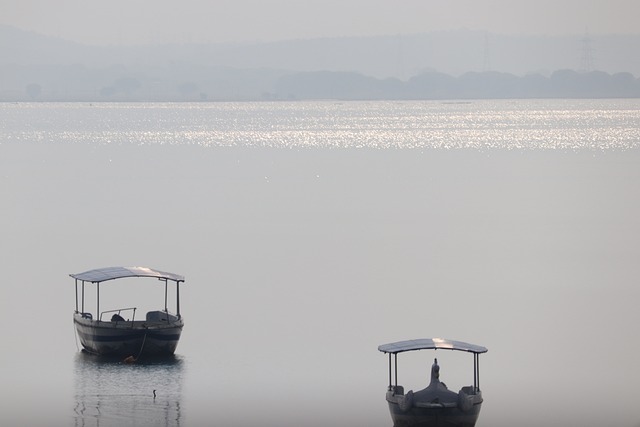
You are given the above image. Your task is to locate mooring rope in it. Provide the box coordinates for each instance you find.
[135,331,148,361]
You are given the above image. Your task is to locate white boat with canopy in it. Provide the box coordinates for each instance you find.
[72,266,185,359]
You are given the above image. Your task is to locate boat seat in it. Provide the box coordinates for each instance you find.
[459,386,476,395]
[458,386,477,412]
[146,310,178,322]
[81,312,93,319]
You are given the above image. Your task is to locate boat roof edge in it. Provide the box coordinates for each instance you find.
[378,338,487,354]
[70,266,185,283]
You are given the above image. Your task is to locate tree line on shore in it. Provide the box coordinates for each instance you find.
[276,69,640,100]
[4,66,640,102]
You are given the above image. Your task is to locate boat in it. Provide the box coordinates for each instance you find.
[378,338,488,427]
[72,266,186,359]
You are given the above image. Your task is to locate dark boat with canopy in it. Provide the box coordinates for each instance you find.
[72,266,185,359]
[378,338,488,427]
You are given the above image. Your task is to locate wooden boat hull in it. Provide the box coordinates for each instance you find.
[74,313,183,357]
[386,390,483,427]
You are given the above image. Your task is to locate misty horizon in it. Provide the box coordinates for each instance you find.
[2,24,640,102]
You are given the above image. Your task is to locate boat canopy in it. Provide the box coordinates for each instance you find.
[70,266,185,284]
[378,338,487,355]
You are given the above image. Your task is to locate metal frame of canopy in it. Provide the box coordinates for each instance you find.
[71,266,185,322]
[378,338,488,392]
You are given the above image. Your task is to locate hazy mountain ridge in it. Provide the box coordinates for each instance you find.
[2,24,640,101]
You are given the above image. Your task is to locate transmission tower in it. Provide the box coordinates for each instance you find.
[580,29,595,72]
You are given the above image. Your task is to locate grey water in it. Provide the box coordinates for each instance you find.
[1,100,640,427]
[72,353,185,427]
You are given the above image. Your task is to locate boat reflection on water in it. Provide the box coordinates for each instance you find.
[73,351,185,427]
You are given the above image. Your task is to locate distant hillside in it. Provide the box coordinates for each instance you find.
[2,24,640,101]
[3,24,640,76]
[275,70,640,100]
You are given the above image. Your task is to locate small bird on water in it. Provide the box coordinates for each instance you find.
[153,390,156,399]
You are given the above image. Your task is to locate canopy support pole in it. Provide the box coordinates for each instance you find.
[96,282,100,322]
[388,353,392,390]
[473,353,477,390]
[176,282,181,318]
[477,354,481,391]
[75,279,78,313]
[164,279,168,313]
[394,353,398,390]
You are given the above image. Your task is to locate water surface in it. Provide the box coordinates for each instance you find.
[1,100,639,427]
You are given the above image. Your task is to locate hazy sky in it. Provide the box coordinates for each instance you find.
[2,0,639,45]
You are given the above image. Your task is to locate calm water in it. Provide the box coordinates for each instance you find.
[73,354,185,427]
[1,100,640,427]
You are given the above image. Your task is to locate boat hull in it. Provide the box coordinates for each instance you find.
[74,313,183,357]
[386,390,483,427]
